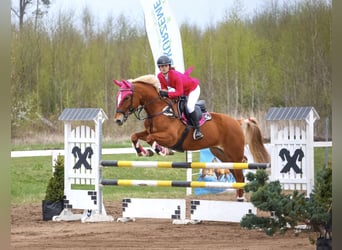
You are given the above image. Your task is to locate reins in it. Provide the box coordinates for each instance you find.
[133,96,178,120]
[116,81,180,122]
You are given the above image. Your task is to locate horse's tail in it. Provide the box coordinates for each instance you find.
[240,117,270,163]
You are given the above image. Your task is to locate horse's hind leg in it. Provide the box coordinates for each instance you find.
[209,147,245,201]
[229,169,245,201]
[209,147,226,163]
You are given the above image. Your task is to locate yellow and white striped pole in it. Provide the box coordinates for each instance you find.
[101,160,270,169]
[101,179,246,189]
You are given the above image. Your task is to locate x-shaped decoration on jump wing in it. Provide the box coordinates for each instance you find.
[72,146,93,170]
[279,148,304,174]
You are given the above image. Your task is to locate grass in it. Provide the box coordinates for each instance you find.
[11,150,200,205]
[11,156,53,204]
[314,147,332,168]
[10,146,331,205]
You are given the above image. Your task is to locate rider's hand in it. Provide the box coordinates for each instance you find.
[159,90,168,98]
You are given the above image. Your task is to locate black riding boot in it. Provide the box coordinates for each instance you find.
[189,111,204,140]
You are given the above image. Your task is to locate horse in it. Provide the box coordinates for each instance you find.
[113,75,270,201]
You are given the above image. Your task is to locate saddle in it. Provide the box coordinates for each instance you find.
[174,96,212,126]
[161,97,211,151]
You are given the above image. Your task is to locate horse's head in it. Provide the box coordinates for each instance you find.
[113,79,138,126]
[113,77,163,125]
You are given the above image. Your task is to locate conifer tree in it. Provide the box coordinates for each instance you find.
[44,156,64,201]
[241,166,332,237]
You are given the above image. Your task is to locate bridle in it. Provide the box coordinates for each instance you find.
[116,82,175,121]
[116,83,135,122]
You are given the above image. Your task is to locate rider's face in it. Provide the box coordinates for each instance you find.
[159,64,169,74]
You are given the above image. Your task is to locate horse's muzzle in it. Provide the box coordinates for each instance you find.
[115,119,124,126]
[114,113,126,126]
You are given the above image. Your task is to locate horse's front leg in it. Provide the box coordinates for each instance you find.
[131,130,154,157]
[151,141,174,156]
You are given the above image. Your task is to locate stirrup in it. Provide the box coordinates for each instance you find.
[193,129,204,140]
[204,113,212,121]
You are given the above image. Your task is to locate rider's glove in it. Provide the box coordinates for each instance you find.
[159,90,169,98]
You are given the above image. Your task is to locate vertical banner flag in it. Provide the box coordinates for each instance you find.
[140,0,185,75]
[140,0,190,194]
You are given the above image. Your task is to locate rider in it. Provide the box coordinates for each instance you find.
[157,55,204,140]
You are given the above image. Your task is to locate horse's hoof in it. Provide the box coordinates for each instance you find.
[236,196,245,202]
[147,149,154,157]
[166,149,174,155]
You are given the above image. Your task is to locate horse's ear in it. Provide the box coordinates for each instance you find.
[113,80,122,87]
[122,80,132,89]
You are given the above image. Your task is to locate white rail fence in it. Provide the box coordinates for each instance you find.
[11,141,332,163]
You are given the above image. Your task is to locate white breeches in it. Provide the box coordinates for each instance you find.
[187,85,200,113]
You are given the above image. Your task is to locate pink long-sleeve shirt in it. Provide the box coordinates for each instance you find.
[157,67,199,98]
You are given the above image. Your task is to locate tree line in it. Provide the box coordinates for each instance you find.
[11,0,331,140]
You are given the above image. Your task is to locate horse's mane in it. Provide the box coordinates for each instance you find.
[128,74,160,91]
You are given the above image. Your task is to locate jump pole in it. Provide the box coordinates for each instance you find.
[100,160,270,169]
[101,179,246,189]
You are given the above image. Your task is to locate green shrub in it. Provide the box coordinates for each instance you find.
[241,165,332,236]
[44,156,64,201]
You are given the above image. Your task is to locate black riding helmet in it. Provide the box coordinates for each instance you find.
[157,55,172,66]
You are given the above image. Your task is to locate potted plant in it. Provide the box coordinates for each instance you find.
[240,165,332,249]
[42,155,64,221]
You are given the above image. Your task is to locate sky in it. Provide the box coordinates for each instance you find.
[41,0,277,29]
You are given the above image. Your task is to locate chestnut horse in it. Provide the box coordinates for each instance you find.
[113,75,270,200]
